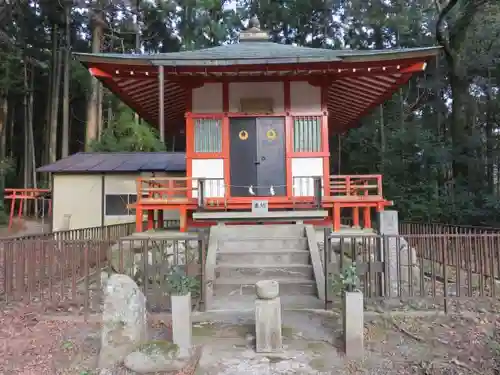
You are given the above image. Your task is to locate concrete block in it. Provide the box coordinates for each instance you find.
[255,279,279,299]
[171,293,192,352]
[255,297,283,353]
[343,291,364,358]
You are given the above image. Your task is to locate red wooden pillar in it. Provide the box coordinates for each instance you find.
[363,207,371,229]
[17,198,23,218]
[135,206,143,233]
[352,207,360,227]
[333,204,341,232]
[8,191,16,230]
[180,207,187,233]
[147,210,155,230]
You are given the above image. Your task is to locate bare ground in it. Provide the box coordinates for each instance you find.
[0,218,50,238]
[1,302,499,375]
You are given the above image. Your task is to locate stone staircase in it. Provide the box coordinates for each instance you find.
[206,224,323,311]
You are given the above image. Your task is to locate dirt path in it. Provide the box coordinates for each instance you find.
[0,218,50,238]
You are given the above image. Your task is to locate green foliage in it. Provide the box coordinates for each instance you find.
[1,0,500,228]
[330,263,361,294]
[165,265,199,296]
[89,108,166,152]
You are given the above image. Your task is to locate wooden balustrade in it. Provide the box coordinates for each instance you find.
[136,177,197,204]
[132,174,389,233]
[329,174,383,198]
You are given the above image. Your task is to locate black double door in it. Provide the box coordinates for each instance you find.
[229,117,286,197]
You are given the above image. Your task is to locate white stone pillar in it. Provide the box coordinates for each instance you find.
[255,280,283,353]
[171,293,192,353]
[343,291,364,358]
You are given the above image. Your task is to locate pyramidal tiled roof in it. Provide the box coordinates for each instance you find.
[75,43,440,67]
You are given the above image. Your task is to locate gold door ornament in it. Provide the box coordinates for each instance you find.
[266,129,277,140]
[239,130,249,140]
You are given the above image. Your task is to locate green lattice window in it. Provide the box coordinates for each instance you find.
[194,118,222,153]
[293,116,322,152]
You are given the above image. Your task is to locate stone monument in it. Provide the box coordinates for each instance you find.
[254,280,283,353]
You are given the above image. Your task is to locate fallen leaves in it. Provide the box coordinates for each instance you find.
[0,302,94,375]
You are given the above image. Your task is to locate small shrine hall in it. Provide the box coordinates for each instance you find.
[74,17,440,232]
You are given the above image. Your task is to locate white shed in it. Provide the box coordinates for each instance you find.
[37,152,186,231]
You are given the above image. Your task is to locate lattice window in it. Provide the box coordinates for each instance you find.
[105,194,131,216]
[293,116,322,152]
[194,118,222,153]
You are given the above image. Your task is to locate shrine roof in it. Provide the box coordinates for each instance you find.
[74,44,440,67]
[72,35,441,132]
[37,152,186,173]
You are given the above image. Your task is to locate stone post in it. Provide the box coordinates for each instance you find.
[171,293,192,354]
[343,291,364,358]
[255,280,283,353]
[378,210,399,297]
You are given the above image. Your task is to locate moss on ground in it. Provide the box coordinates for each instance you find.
[136,340,179,357]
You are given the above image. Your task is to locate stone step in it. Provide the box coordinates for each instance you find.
[216,249,310,265]
[215,264,314,279]
[214,277,317,296]
[216,224,305,239]
[219,237,308,251]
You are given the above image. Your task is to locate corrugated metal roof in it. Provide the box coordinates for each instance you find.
[37,152,186,173]
[74,44,441,67]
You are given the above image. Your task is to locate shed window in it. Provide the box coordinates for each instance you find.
[194,118,222,153]
[293,116,322,152]
[105,194,139,216]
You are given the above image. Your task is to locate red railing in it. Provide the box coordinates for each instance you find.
[329,175,383,198]
[4,188,52,230]
[136,177,197,204]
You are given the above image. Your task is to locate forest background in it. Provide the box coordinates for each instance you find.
[0,0,499,226]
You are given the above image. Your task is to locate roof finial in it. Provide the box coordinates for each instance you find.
[240,15,269,43]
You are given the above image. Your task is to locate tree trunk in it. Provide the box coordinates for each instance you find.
[449,71,470,180]
[8,103,14,158]
[107,97,113,127]
[85,14,103,150]
[49,25,62,164]
[23,61,30,215]
[97,82,103,139]
[42,42,54,169]
[0,97,8,194]
[379,105,385,175]
[485,69,494,194]
[28,63,37,215]
[61,3,71,158]
[134,0,141,124]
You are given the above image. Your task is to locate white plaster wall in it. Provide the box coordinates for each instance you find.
[192,83,223,113]
[290,82,322,113]
[53,174,102,231]
[291,157,324,196]
[104,172,182,225]
[190,81,321,114]
[191,159,225,198]
[229,82,284,113]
